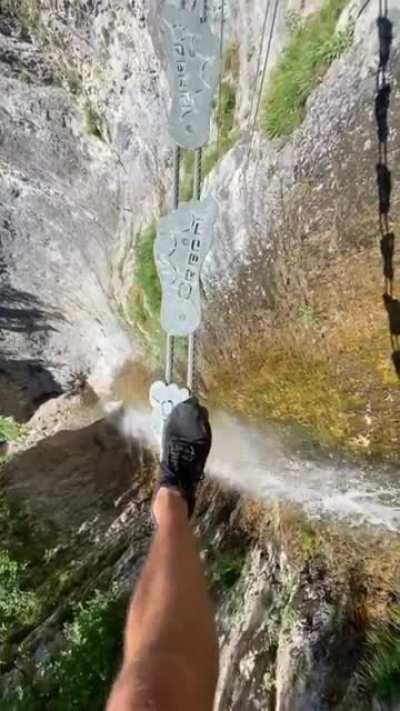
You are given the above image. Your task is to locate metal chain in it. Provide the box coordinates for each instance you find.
[375,0,399,374]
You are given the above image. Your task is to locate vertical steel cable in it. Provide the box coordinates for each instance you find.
[195,146,202,199]
[174,145,181,209]
[187,148,203,392]
[247,0,279,163]
[247,0,271,144]
[165,145,181,384]
[216,0,225,158]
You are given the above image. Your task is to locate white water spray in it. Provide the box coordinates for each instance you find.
[111,404,400,532]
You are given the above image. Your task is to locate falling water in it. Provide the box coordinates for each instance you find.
[113,402,400,533]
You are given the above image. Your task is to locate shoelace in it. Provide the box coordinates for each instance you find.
[169,441,196,471]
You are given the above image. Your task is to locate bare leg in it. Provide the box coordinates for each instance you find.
[107,487,219,711]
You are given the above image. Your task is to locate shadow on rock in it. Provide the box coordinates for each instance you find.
[0,284,66,335]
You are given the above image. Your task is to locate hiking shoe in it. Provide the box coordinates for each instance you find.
[159,397,212,517]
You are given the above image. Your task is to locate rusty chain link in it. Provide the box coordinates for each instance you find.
[375,1,399,374]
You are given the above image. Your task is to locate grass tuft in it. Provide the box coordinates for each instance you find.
[208,548,247,591]
[262,0,353,138]
[3,0,41,32]
[128,225,163,358]
[359,609,400,704]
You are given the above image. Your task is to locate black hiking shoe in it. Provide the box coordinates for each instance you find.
[159,397,212,517]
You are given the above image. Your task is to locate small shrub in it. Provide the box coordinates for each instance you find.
[0,550,41,643]
[217,81,236,138]
[208,548,247,591]
[3,590,127,710]
[359,609,400,704]
[48,590,126,709]
[0,417,23,444]
[262,0,353,138]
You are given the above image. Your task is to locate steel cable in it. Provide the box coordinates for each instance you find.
[247,0,279,164]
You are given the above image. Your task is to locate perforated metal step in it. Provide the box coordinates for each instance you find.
[149,380,190,445]
[154,197,217,337]
[161,4,220,149]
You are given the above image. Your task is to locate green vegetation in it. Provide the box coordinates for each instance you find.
[263,0,353,138]
[0,551,41,645]
[208,548,247,591]
[208,341,354,450]
[360,610,400,704]
[3,0,41,32]
[3,589,127,710]
[128,225,163,357]
[0,417,23,444]
[181,150,196,202]
[301,526,324,560]
[0,484,48,654]
[84,102,104,140]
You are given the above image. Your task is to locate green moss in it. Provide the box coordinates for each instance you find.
[209,344,355,450]
[262,0,353,138]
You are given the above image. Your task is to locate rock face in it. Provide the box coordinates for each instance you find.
[1,0,399,418]
[0,1,171,417]
[203,0,400,296]
[0,396,389,709]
